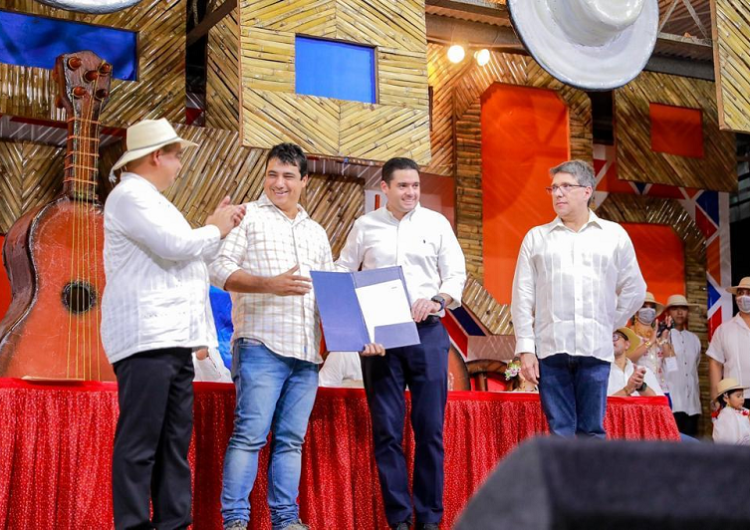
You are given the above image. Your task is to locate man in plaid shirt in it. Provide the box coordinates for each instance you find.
[209,144,333,530]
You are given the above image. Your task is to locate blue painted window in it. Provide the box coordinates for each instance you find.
[295,36,376,104]
[0,10,137,81]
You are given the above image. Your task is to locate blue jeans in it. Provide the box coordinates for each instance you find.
[221,339,318,529]
[538,353,611,438]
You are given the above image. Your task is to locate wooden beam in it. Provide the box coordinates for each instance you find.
[186,0,237,47]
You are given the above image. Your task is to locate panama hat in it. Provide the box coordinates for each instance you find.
[111,118,198,173]
[713,377,749,402]
[615,327,641,356]
[727,277,750,296]
[664,294,699,309]
[642,292,665,316]
[506,0,659,90]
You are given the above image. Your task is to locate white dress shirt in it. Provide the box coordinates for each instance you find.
[664,328,702,415]
[209,193,333,364]
[707,315,750,399]
[336,204,466,311]
[101,173,221,364]
[319,352,364,388]
[607,358,663,396]
[511,211,646,361]
[712,407,750,445]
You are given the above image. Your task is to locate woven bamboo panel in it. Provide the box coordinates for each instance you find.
[239,0,337,36]
[462,275,513,335]
[614,71,736,191]
[378,48,430,109]
[711,0,750,133]
[597,193,712,436]
[206,5,241,131]
[303,173,364,259]
[455,100,483,279]
[336,0,427,53]
[231,0,430,163]
[339,103,430,162]
[0,0,186,127]
[240,27,295,92]
[0,141,64,232]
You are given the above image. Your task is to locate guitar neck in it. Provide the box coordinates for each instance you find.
[62,117,102,202]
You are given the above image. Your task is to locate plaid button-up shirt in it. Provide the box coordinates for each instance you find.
[209,193,334,364]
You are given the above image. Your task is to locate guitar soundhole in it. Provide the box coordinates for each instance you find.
[62,281,97,315]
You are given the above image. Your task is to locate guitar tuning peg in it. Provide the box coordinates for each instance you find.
[85,71,99,82]
[72,86,87,98]
[67,57,82,70]
[96,89,109,100]
[55,96,65,109]
[99,63,112,75]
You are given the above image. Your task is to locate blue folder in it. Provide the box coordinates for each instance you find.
[311,266,420,351]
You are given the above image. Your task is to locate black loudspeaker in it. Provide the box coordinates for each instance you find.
[455,437,750,530]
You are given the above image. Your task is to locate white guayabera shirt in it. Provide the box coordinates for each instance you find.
[101,173,220,364]
[512,211,646,362]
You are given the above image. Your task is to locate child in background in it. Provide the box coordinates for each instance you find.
[713,378,750,445]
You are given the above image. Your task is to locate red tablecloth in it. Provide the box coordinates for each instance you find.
[0,378,679,529]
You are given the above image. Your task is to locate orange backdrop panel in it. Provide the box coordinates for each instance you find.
[482,84,570,304]
[621,223,685,306]
[649,103,704,159]
[0,235,10,321]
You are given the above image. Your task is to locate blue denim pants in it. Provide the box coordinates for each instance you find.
[221,339,318,529]
[538,353,611,438]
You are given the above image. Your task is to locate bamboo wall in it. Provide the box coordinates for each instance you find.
[711,0,750,134]
[0,0,187,127]
[614,71,736,191]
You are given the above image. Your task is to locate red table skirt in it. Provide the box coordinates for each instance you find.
[0,378,679,529]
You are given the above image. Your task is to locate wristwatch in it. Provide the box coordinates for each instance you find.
[431,295,446,312]
[636,382,648,393]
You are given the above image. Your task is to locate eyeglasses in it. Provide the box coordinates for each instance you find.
[612,333,624,342]
[545,184,589,195]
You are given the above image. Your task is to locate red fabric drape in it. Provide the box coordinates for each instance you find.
[0,379,680,529]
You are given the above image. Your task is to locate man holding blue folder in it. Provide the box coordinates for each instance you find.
[337,157,466,530]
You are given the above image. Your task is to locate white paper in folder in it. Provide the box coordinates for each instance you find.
[354,279,413,343]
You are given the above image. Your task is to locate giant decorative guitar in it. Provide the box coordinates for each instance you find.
[0,51,115,381]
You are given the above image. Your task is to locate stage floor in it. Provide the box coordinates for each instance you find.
[0,379,680,529]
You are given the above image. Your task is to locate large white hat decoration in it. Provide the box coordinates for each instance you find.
[507,0,659,91]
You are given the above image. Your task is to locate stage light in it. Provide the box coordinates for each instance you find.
[475,49,490,66]
[447,45,465,63]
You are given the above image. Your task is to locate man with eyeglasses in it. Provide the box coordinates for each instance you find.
[511,160,646,437]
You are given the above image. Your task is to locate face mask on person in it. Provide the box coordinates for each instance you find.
[737,295,750,314]
[637,307,656,325]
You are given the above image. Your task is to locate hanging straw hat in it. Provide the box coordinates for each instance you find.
[664,294,699,310]
[642,292,665,316]
[713,377,749,403]
[506,0,659,90]
[111,118,198,173]
[615,327,641,356]
[727,277,750,295]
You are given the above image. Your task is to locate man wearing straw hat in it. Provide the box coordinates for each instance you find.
[662,294,703,436]
[707,277,750,411]
[512,160,646,438]
[210,143,334,530]
[608,327,662,397]
[102,118,245,530]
